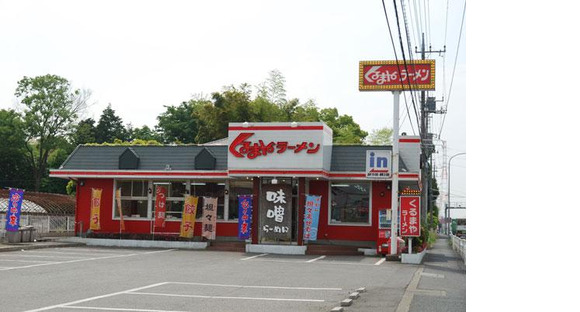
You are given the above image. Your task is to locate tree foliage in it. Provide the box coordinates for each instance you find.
[0,109,32,190]
[365,127,394,145]
[5,71,370,194]
[15,74,89,191]
[95,104,128,143]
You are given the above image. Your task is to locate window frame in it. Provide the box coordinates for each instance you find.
[328,181,372,227]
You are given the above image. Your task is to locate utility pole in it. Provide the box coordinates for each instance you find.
[415,33,445,229]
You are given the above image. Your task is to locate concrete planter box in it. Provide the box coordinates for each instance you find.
[401,248,427,264]
[59,237,207,250]
[246,244,306,255]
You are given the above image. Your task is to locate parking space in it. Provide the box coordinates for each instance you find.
[0,245,417,312]
[241,253,387,266]
[29,281,348,312]
[0,247,173,271]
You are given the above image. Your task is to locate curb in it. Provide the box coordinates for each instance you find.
[0,242,85,252]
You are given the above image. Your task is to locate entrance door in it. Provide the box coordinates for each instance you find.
[259,177,298,244]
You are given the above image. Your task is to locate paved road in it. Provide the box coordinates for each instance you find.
[0,236,465,312]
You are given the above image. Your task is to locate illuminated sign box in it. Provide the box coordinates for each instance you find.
[359,60,435,91]
[227,122,333,176]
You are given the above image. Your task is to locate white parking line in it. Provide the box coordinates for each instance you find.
[130,291,326,303]
[0,259,57,263]
[169,281,343,291]
[240,253,267,261]
[375,258,387,265]
[24,282,170,312]
[306,255,326,263]
[1,249,175,272]
[61,306,188,311]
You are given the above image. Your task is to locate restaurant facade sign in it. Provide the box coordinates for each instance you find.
[227,122,333,176]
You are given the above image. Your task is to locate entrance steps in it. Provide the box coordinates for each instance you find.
[306,244,365,256]
[207,241,246,252]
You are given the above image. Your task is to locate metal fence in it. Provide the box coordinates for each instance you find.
[1,214,75,238]
[451,235,466,264]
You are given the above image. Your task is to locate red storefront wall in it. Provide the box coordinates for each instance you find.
[75,178,238,237]
[308,180,391,242]
[76,178,390,242]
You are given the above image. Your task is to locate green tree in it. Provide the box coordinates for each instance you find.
[72,118,97,145]
[0,109,32,190]
[365,127,393,145]
[128,125,162,142]
[15,74,89,191]
[95,104,128,143]
[318,108,368,144]
[156,99,207,144]
[195,85,254,143]
[256,69,287,107]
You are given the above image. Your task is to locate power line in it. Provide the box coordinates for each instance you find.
[438,0,466,138]
[381,0,419,135]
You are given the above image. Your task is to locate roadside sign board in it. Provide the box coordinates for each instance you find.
[400,196,421,237]
[359,60,435,91]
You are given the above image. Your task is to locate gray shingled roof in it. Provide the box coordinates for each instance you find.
[330,145,408,172]
[59,144,405,172]
[60,145,228,171]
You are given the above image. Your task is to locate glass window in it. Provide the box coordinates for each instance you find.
[228,180,254,220]
[162,181,188,221]
[330,182,370,224]
[191,182,225,220]
[115,180,149,218]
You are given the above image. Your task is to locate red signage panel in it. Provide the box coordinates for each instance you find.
[154,186,167,228]
[400,196,421,237]
[359,60,435,91]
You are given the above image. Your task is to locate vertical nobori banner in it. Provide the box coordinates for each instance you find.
[5,188,24,232]
[237,195,252,240]
[260,184,292,240]
[154,185,167,228]
[89,188,102,230]
[115,188,125,231]
[303,194,322,241]
[180,195,198,238]
[202,197,217,240]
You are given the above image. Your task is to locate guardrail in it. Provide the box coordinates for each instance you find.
[451,235,466,264]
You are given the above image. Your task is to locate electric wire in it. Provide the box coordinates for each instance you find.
[392,0,421,137]
[381,0,418,135]
[437,0,466,138]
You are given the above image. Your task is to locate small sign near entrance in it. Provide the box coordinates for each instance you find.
[366,150,392,179]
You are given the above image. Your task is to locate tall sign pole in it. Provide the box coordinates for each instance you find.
[390,91,400,255]
[359,59,436,256]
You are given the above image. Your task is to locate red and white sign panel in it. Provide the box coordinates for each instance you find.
[400,196,421,237]
[359,60,435,91]
[227,122,333,176]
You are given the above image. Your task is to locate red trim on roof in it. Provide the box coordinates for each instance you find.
[399,138,421,143]
[228,126,324,131]
[228,169,329,176]
[50,170,228,177]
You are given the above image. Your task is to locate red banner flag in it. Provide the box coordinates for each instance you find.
[154,186,167,228]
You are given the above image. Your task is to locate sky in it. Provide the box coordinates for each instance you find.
[0,0,465,217]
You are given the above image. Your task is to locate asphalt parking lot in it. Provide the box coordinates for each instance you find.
[0,246,421,312]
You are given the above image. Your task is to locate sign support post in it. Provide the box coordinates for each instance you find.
[359,59,435,256]
[390,91,400,256]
